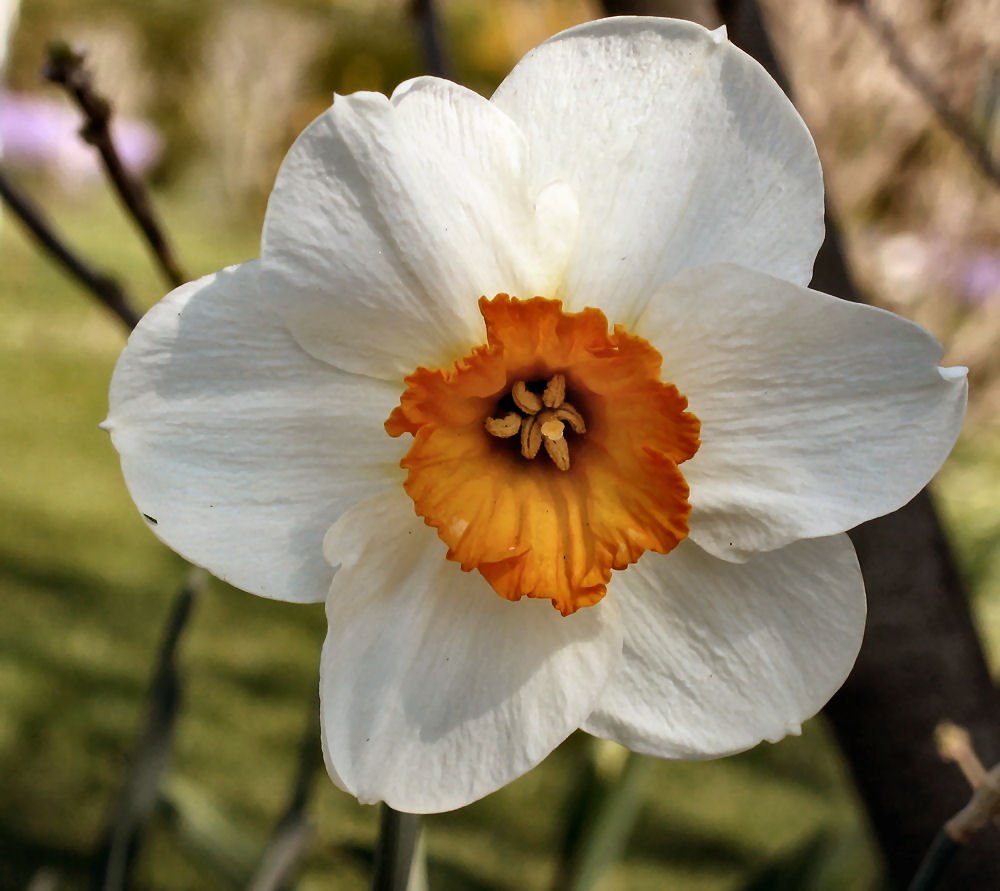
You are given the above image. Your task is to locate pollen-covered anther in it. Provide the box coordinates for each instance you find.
[520,412,543,459]
[486,373,586,470]
[512,380,543,414]
[553,402,585,434]
[484,412,522,438]
[542,373,566,408]
[539,414,570,471]
[540,416,564,440]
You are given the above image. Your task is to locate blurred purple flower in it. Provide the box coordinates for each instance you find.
[0,90,161,186]
[959,252,1000,305]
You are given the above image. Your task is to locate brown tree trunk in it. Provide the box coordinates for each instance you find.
[602,0,1000,886]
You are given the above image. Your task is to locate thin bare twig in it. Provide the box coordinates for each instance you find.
[935,722,1000,832]
[43,41,188,287]
[936,721,988,786]
[907,762,1000,891]
[0,166,142,330]
[845,0,1000,186]
[945,763,1000,844]
[908,724,1000,890]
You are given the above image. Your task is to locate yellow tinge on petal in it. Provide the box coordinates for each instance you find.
[386,295,701,615]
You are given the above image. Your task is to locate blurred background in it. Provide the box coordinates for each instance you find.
[1,0,998,888]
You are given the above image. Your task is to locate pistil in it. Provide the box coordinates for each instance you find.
[485,373,586,471]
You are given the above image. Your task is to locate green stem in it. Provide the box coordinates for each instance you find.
[906,830,959,891]
[371,805,421,891]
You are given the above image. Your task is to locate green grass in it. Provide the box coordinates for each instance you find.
[9,177,996,891]
[936,437,1000,669]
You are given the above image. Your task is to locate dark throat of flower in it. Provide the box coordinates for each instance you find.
[483,373,587,471]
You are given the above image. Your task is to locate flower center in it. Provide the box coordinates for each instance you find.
[484,374,586,471]
[385,294,701,615]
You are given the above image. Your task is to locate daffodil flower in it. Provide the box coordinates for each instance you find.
[104,17,967,813]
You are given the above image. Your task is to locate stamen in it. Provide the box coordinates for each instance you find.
[542,373,566,408]
[484,412,522,438]
[543,432,570,471]
[539,412,570,471]
[512,381,542,414]
[520,413,543,459]
[485,373,586,470]
[553,403,586,435]
[539,416,564,441]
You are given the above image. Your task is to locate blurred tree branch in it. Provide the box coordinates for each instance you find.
[715,2,1000,888]
[0,167,142,329]
[844,0,1000,187]
[43,41,187,288]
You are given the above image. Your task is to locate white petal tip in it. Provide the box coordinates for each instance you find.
[765,721,802,744]
[710,24,729,44]
[98,418,112,433]
[939,365,968,383]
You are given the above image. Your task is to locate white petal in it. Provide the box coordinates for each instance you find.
[583,535,865,758]
[105,260,404,603]
[491,16,824,327]
[262,78,578,380]
[639,263,967,560]
[319,489,622,813]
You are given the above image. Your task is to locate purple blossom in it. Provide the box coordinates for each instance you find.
[959,252,1000,305]
[0,90,161,185]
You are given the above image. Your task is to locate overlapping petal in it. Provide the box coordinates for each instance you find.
[638,263,968,560]
[491,17,824,327]
[583,535,865,758]
[105,260,403,603]
[320,489,622,812]
[262,78,578,380]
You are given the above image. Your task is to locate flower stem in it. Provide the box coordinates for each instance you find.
[554,741,650,891]
[907,831,959,891]
[408,0,451,79]
[246,708,322,891]
[93,567,205,891]
[371,805,421,891]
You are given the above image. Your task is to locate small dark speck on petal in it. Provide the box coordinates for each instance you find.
[143,514,158,525]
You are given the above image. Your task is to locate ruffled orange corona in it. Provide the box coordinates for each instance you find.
[386,295,701,615]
